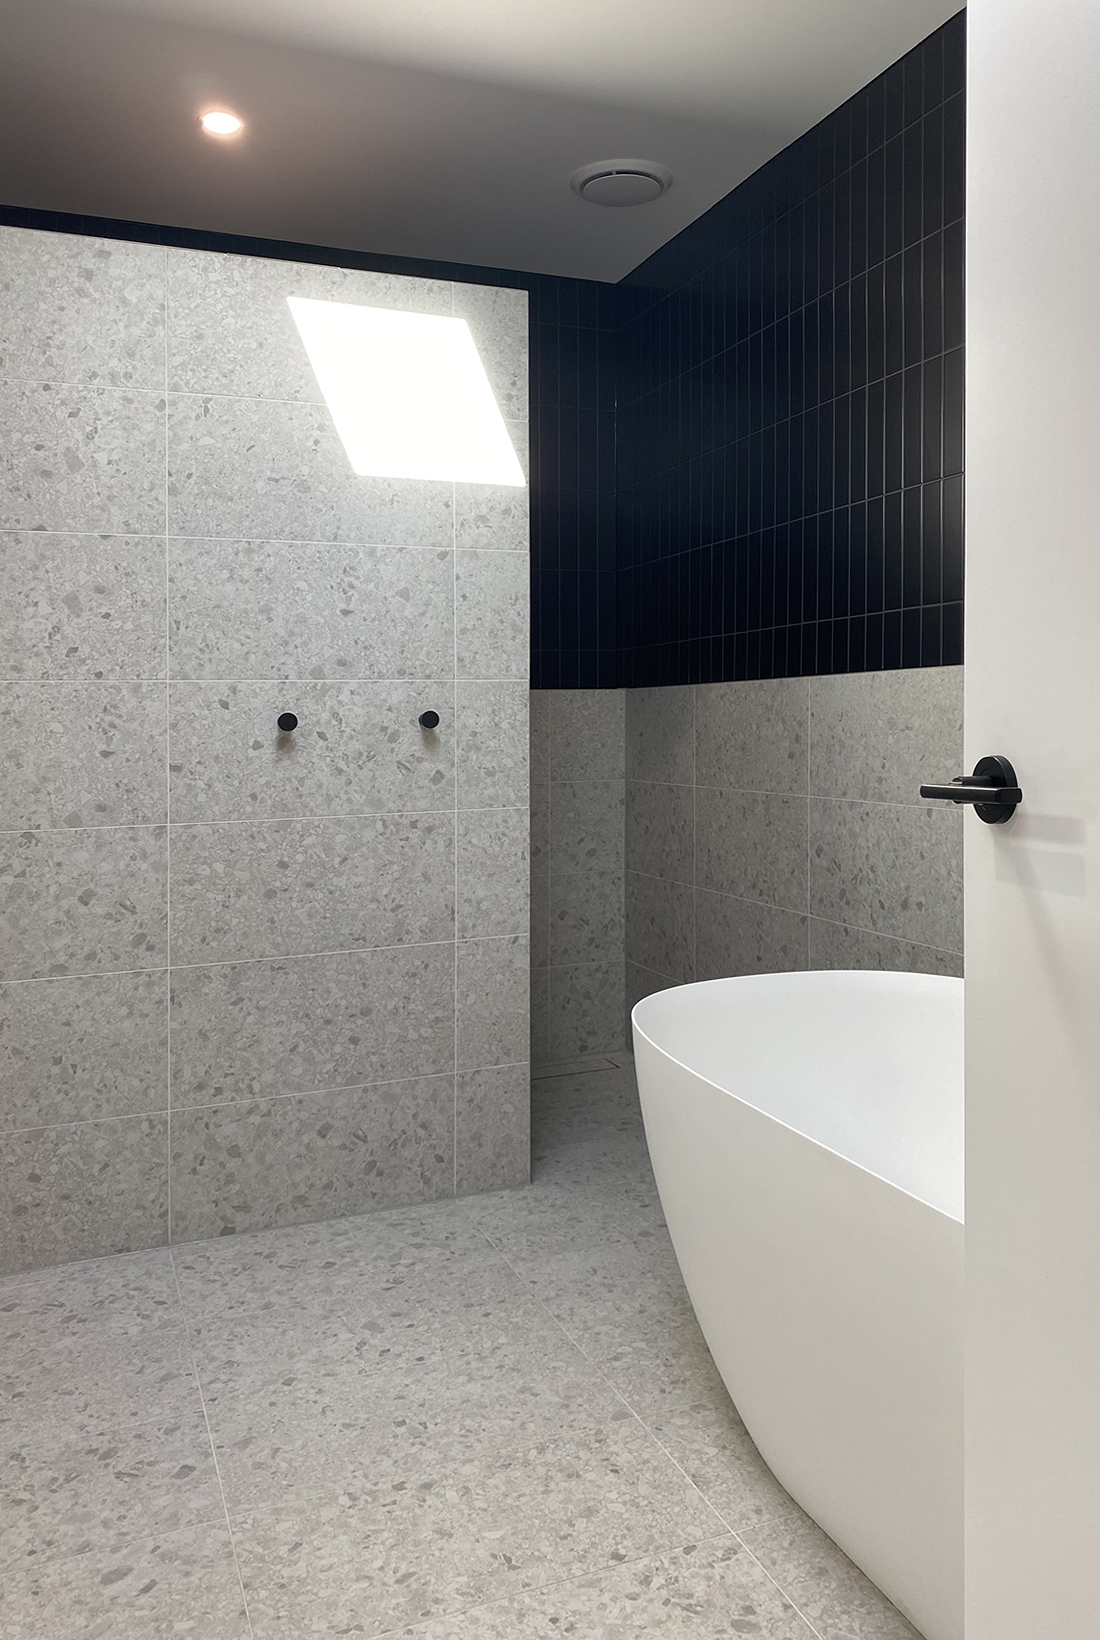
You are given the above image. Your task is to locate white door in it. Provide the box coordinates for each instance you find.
[966,3,1100,1633]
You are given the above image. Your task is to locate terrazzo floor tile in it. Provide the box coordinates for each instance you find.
[0,1410,224,1572]
[395,1535,820,1639]
[232,1413,727,1637]
[0,1520,251,1639]
[738,1514,923,1640]
[0,1250,199,1430]
[0,1052,918,1637]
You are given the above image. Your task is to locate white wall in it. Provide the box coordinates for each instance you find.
[966,4,1100,1631]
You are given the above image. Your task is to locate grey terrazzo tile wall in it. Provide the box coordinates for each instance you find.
[0,225,530,1275]
[530,690,626,1062]
[625,666,963,1019]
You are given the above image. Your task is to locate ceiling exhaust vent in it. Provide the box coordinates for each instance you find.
[570,160,672,207]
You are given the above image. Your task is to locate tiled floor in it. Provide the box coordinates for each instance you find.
[0,1054,919,1638]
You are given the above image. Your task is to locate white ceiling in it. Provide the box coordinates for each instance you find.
[0,0,959,282]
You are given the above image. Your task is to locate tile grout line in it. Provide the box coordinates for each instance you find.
[482,1233,733,1539]
[0,1061,530,1139]
[0,931,541,989]
[728,1531,830,1640]
[0,802,528,838]
[483,1137,831,1640]
[168,1247,256,1640]
[367,1532,741,1640]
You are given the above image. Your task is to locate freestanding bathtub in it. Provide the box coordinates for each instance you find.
[632,970,963,1640]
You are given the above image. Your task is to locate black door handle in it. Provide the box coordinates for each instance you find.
[920,755,1022,824]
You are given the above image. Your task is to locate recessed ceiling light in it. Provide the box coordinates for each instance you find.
[200,110,244,137]
[570,160,672,207]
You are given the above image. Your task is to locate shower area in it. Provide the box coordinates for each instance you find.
[0,234,531,1273]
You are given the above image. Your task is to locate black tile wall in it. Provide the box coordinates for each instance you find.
[1,10,963,689]
[0,201,615,691]
[614,10,965,685]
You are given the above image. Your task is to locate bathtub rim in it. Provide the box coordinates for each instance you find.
[632,970,964,1228]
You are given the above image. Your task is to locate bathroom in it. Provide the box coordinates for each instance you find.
[0,1,1095,1636]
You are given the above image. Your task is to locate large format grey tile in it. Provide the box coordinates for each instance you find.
[0,1520,250,1639]
[808,917,964,977]
[166,247,453,400]
[168,539,454,681]
[0,682,166,830]
[0,533,166,681]
[642,1399,806,1535]
[170,1197,506,1330]
[0,383,165,535]
[169,812,454,965]
[454,468,530,553]
[695,890,808,981]
[810,666,964,805]
[695,677,810,793]
[625,870,694,982]
[0,1410,222,1572]
[457,808,527,939]
[624,961,673,1032]
[695,786,808,911]
[529,794,550,969]
[528,691,549,789]
[530,1062,640,1153]
[456,1064,530,1196]
[0,969,168,1131]
[456,681,528,809]
[626,686,694,785]
[170,943,454,1108]
[626,779,693,883]
[232,1412,725,1638]
[456,936,529,1070]
[530,967,550,1064]
[169,1077,455,1243]
[0,1115,168,1276]
[808,798,963,952]
[167,394,454,545]
[738,1514,922,1640]
[546,961,626,1060]
[549,779,624,873]
[453,417,529,555]
[455,550,528,681]
[0,825,168,981]
[396,1535,818,1640]
[547,861,623,967]
[0,1250,196,1432]
[0,228,166,389]
[0,1246,190,1430]
[169,680,454,823]
[452,280,528,422]
[548,690,625,781]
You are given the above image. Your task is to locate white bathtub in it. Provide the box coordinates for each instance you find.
[632,970,963,1640]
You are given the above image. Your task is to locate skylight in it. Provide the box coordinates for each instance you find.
[287,297,525,487]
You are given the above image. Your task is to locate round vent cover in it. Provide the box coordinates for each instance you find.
[570,160,672,207]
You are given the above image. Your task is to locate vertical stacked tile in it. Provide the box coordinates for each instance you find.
[0,228,530,1274]
[0,227,171,1273]
[616,11,966,689]
[532,690,625,1060]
